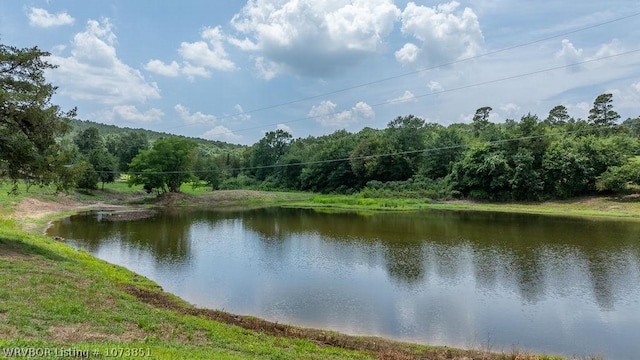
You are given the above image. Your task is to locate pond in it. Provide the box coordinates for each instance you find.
[47,207,640,359]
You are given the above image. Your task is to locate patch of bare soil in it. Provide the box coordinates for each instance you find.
[11,196,144,232]
[14,198,85,219]
[0,323,20,339]
[202,190,276,202]
[124,285,545,360]
[152,190,277,207]
[614,193,640,202]
[152,192,191,206]
[0,247,29,259]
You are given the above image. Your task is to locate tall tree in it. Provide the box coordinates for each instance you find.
[249,129,292,181]
[350,132,397,183]
[472,106,492,136]
[128,137,197,193]
[192,150,220,190]
[72,127,118,190]
[588,93,620,128]
[451,143,512,201]
[111,132,149,171]
[74,127,103,155]
[0,44,75,191]
[300,130,358,193]
[545,105,570,126]
[422,126,467,179]
[386,115,426,178]
[89,148,117,190]
[621,117,640,137]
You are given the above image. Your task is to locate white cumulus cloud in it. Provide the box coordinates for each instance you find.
[427,80,444,93]
[145,60,180,77]
[232,104,252,122]
[399,1,484,65]
[93,105,164,123]
[47,19,161,105]
[174,104,216,124]
[229,0,401,78]
[605,81,640,112]
[388,90,417,104]
[28,7,74,28]
[179,27,235,71]
[276,124,293,134]
[112,105,164,123]
[202,125,243,143]
[254,56,282,80]
[308,100,375,128]
[591,39,625,59]
[500,103,520,115]
[564,101,591,120]
[395,43,420,65]
[146,26,235,79]
[556,39,584,72]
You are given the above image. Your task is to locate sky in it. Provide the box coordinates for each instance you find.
[1,0,639,145]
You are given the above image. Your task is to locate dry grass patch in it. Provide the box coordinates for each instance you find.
[48,323,145,342]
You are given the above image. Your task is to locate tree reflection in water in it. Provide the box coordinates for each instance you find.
[49,207,640,359]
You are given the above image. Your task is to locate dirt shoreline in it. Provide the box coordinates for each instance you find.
[12,197,135,234]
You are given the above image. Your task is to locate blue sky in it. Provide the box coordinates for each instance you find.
[1,0,639,145]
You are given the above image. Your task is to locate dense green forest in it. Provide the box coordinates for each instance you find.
[2,44,640,200]
[69,119,242,152]
[215,102,640,201]
[33,96,640,201]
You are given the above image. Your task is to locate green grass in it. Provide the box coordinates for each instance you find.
[285,194,430,212]
[282,192,640,221]
[424,198,640,221]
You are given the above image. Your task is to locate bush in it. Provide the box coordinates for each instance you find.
[358,176,453,200]
[218,174,258,190]
[596,163,640,193]
[76,165,98,190]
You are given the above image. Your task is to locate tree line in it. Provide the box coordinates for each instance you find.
[231,96,639,201]
[2,43,639,200]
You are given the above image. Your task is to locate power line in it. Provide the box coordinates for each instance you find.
[89,48,640,177]
[159,10,640,133]
[97,124,628,175]
[163,48,640,138]
[5,53,638,169]
[6,49,640,146]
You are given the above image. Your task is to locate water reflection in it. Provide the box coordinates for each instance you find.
[48,207,640,359]
[56,210,193,265]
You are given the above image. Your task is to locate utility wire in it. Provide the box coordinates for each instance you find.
[19,48,626,149]
[159,10,640,132]
[4,51,638,161]
[97,124,628,175]
[163,48,640,137]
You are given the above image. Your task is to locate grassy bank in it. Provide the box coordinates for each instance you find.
[0,181,605,359]
[286,193,640,220]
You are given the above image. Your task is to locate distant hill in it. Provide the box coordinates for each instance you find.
[69,119,245,153]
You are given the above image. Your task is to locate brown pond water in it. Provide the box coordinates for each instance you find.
[48,207,640,359]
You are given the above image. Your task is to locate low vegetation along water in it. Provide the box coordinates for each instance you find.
[48,207,640,359]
